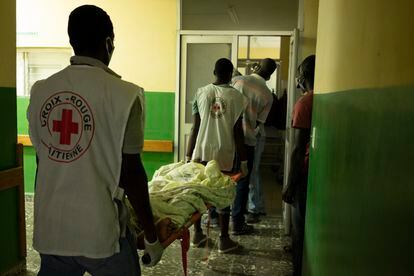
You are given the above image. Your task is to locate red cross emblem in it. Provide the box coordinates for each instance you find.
[52,109,79,145]
[212,103,221,112]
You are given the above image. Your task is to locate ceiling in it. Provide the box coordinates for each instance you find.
[182,0,299,31]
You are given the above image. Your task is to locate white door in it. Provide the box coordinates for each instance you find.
[283,28,300,235]
[178,35,237,160]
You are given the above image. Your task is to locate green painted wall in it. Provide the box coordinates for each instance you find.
[16,97,29,135]
[141,92,175,140]
[0,88,20,273]
[17,92,175,193]
[1,89,17,171]
[303,86,414,275]
[0,188,20,273]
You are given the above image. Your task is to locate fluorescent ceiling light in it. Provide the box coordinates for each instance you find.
[227,6,239,25]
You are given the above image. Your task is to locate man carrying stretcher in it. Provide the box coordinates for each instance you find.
[27,5,163,275]
[186,58,249,253]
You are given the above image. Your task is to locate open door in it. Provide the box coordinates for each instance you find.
[178,35,237,160]
[283,28,300,235]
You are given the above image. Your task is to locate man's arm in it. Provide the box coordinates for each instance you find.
[233,116,247,161]
[257,92,274,125]
[234,116,248,177]
[120,153,157,242]
[34,155,39,191]
[186,113,201,161]
[282,128,310,203]
[121,93,163,267]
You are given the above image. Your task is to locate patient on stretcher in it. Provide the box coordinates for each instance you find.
[127,160,237,248]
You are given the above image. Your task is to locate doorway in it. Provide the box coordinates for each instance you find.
[177,31,295,160]
[177,30,299,230]
[178,35,238,159]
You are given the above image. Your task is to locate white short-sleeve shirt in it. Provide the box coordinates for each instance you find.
[27,56,144,258]
[123,96,145,154]
[192,83,248,171]
[232,74,273,146]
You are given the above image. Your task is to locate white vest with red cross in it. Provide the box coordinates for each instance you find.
[27,56,143,258]
[192,84,248,171]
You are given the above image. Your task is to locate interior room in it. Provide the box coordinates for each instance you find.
[1,0,413,275]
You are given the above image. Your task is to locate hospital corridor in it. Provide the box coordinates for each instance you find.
[1,0,414,276]
[22,163,292,276]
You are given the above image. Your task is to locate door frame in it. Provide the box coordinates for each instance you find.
[178,35,238,160]
[282,28,300,235]
[174,30,295,162]
[174,29,299,233]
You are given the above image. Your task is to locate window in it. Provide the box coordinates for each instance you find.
[16,49,72,97]
[237,36,281,94]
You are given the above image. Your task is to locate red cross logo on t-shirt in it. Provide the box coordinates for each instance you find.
[212,103,221,112]
[40,91,94,163]
[210,97,226,119]
[52,109,79,145]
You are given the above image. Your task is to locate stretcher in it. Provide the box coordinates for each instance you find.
[136,172,242,276]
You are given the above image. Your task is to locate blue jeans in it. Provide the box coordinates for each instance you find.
[38,231,140,276]
[248,134,266,214]
[232,145,255,228]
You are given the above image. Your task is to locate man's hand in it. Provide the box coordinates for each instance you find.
[282,185,295,204]
[142,238,164,267]
[240,160,248,178]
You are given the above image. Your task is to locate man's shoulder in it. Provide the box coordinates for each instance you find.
[227,86,244,98]
[103,75,144,100]
[33,66,69,85]
[232,75,253,84]
[303,91,313,101]
[296,92,313,108]
[117,79,144,94]
[46,66,143,93]
[195,83,215,97]
[198,83,214,91]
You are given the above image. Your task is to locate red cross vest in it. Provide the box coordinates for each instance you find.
[27,56,142,258]
[192,84,248,171]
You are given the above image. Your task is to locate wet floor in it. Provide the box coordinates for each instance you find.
[19,166,292,276]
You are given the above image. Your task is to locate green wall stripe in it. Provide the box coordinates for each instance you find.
[143,92,175,140]
[0,87,20,273]
[0,188,20,274]
[0,87,17,170]
[141,152,174,180]
[16,97,29,135]
[303,85,414,276]
[23,147,37,193]
[17,91,175,139]
[17,91,175,193]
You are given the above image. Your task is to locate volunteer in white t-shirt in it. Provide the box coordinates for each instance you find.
[231,58,276,235]
[27,5,163,275]
[186,58,248,253]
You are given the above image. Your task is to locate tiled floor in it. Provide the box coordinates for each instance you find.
[19,166,292,276]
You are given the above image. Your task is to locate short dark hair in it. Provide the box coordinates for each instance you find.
[260,58,277,75]
[297,55,316,90]
[68,5,114,52]
[214,58,234,78]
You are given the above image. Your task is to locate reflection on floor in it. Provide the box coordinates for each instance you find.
[20,166,292,275]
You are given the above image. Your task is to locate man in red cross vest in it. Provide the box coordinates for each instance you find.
[27,5,163,275]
